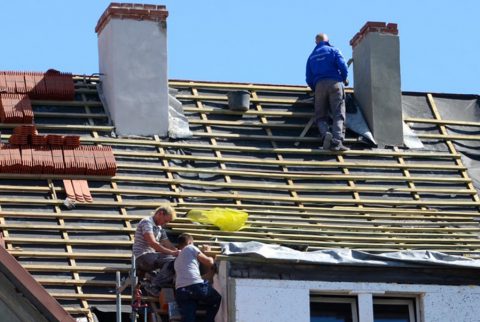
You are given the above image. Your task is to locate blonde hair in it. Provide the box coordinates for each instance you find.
[153,204,176,220]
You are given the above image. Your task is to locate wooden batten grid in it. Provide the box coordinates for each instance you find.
[0,77,478,319]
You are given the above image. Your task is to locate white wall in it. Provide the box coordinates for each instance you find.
[98,18,169,136]
[228,278,480,322]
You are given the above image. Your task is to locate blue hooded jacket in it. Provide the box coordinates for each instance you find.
[305,41,348,90]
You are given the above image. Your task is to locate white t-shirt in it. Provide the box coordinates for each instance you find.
[174,244,204,288]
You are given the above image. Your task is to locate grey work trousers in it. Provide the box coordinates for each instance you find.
[314,79,346,144]
[135,252,175,272]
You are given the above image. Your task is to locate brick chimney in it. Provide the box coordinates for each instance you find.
[95,3,169,136]
[350,22,403,147]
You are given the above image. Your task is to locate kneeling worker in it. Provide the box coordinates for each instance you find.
[133,204,179,295]
[174,233,221,322]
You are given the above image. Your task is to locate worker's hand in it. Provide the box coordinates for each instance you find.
[343,79,349,86]
[171,249,180,257]
[200,244,211,253]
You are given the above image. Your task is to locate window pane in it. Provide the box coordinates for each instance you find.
[373,303,411,322]
[310,302,354,322]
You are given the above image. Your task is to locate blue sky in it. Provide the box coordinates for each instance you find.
[0,1,478,94]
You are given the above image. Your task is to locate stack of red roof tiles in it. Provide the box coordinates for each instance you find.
[0,93,33,123]
[63,179,93,203]
[1,125,116,176]
[0,70,75,123]
[0,70,75,100]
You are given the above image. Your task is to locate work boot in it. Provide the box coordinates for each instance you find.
[330,141,349,151]
[322,132,332,150]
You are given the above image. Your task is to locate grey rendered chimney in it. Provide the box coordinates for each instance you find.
[95,3,169,136]
[350,22,403,147]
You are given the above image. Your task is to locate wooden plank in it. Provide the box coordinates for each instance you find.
[9,250,131,259]
[0,190,475,207]
[170,220,480,233]
[251,90,304,209]
[111,152,467,171]
[168,80,310,92]
[192,87,242,208]
[115,167,470,183]
[0,169,470,185]
[48,178,91,318]
[405,117,480,127]
[31,100,103,107]
[175,202,480,218]
[23,264,130,273]
[168,230,480,250]
[189,118,305,129]
[0,223,135,233]
[5,237,132,246]
[35,112,108,119]
[169,224,479,238]
[417,133,480,141]
[171,227,480,244]
[177,93,303,105]
[37,278,116,287]
[83,136,462,159]
[87,182,475,196]
[0,210,145,221]
[34,112,108,119]
[0,123,113,132]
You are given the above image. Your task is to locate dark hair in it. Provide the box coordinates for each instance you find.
[177,233,194,247]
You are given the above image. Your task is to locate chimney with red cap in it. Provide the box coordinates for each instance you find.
[350,22,403,147]
[95,3,169,136]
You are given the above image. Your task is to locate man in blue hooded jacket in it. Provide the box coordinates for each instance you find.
[306,33,349,151]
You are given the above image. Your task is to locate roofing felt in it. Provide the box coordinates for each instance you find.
[0,75,479,319]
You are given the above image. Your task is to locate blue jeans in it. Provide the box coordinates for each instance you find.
[176,281,221,322]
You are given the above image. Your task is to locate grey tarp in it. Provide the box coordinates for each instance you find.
[222,241,480,269]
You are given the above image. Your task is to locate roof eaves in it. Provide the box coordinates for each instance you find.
[0,241,75,322]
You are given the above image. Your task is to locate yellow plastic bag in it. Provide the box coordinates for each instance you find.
[187,208,248,231]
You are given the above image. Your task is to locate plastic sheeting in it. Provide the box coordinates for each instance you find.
[345,95,376,145]
[168,88,192,139]
[402,122,424,149]
[222,241,480,269]
[403,95,480,191]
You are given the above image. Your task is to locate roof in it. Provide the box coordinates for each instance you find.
[0,241,74,322]
[0,75,479,318]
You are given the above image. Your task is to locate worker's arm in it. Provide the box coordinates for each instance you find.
[143,232,179,256]
[305,59,314,90]
[335,49,348,82]
[160,238,178,251]
[197,251,214,269]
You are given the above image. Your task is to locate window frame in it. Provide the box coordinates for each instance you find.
[372,297,417,322]
[310,295,359,322]
[310,292,420,322]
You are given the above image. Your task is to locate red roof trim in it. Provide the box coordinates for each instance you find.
[350,21,399,48]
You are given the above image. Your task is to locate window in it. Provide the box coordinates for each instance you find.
[310,294,417,322]
[373,298,416,322]
[310,296,358,322]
